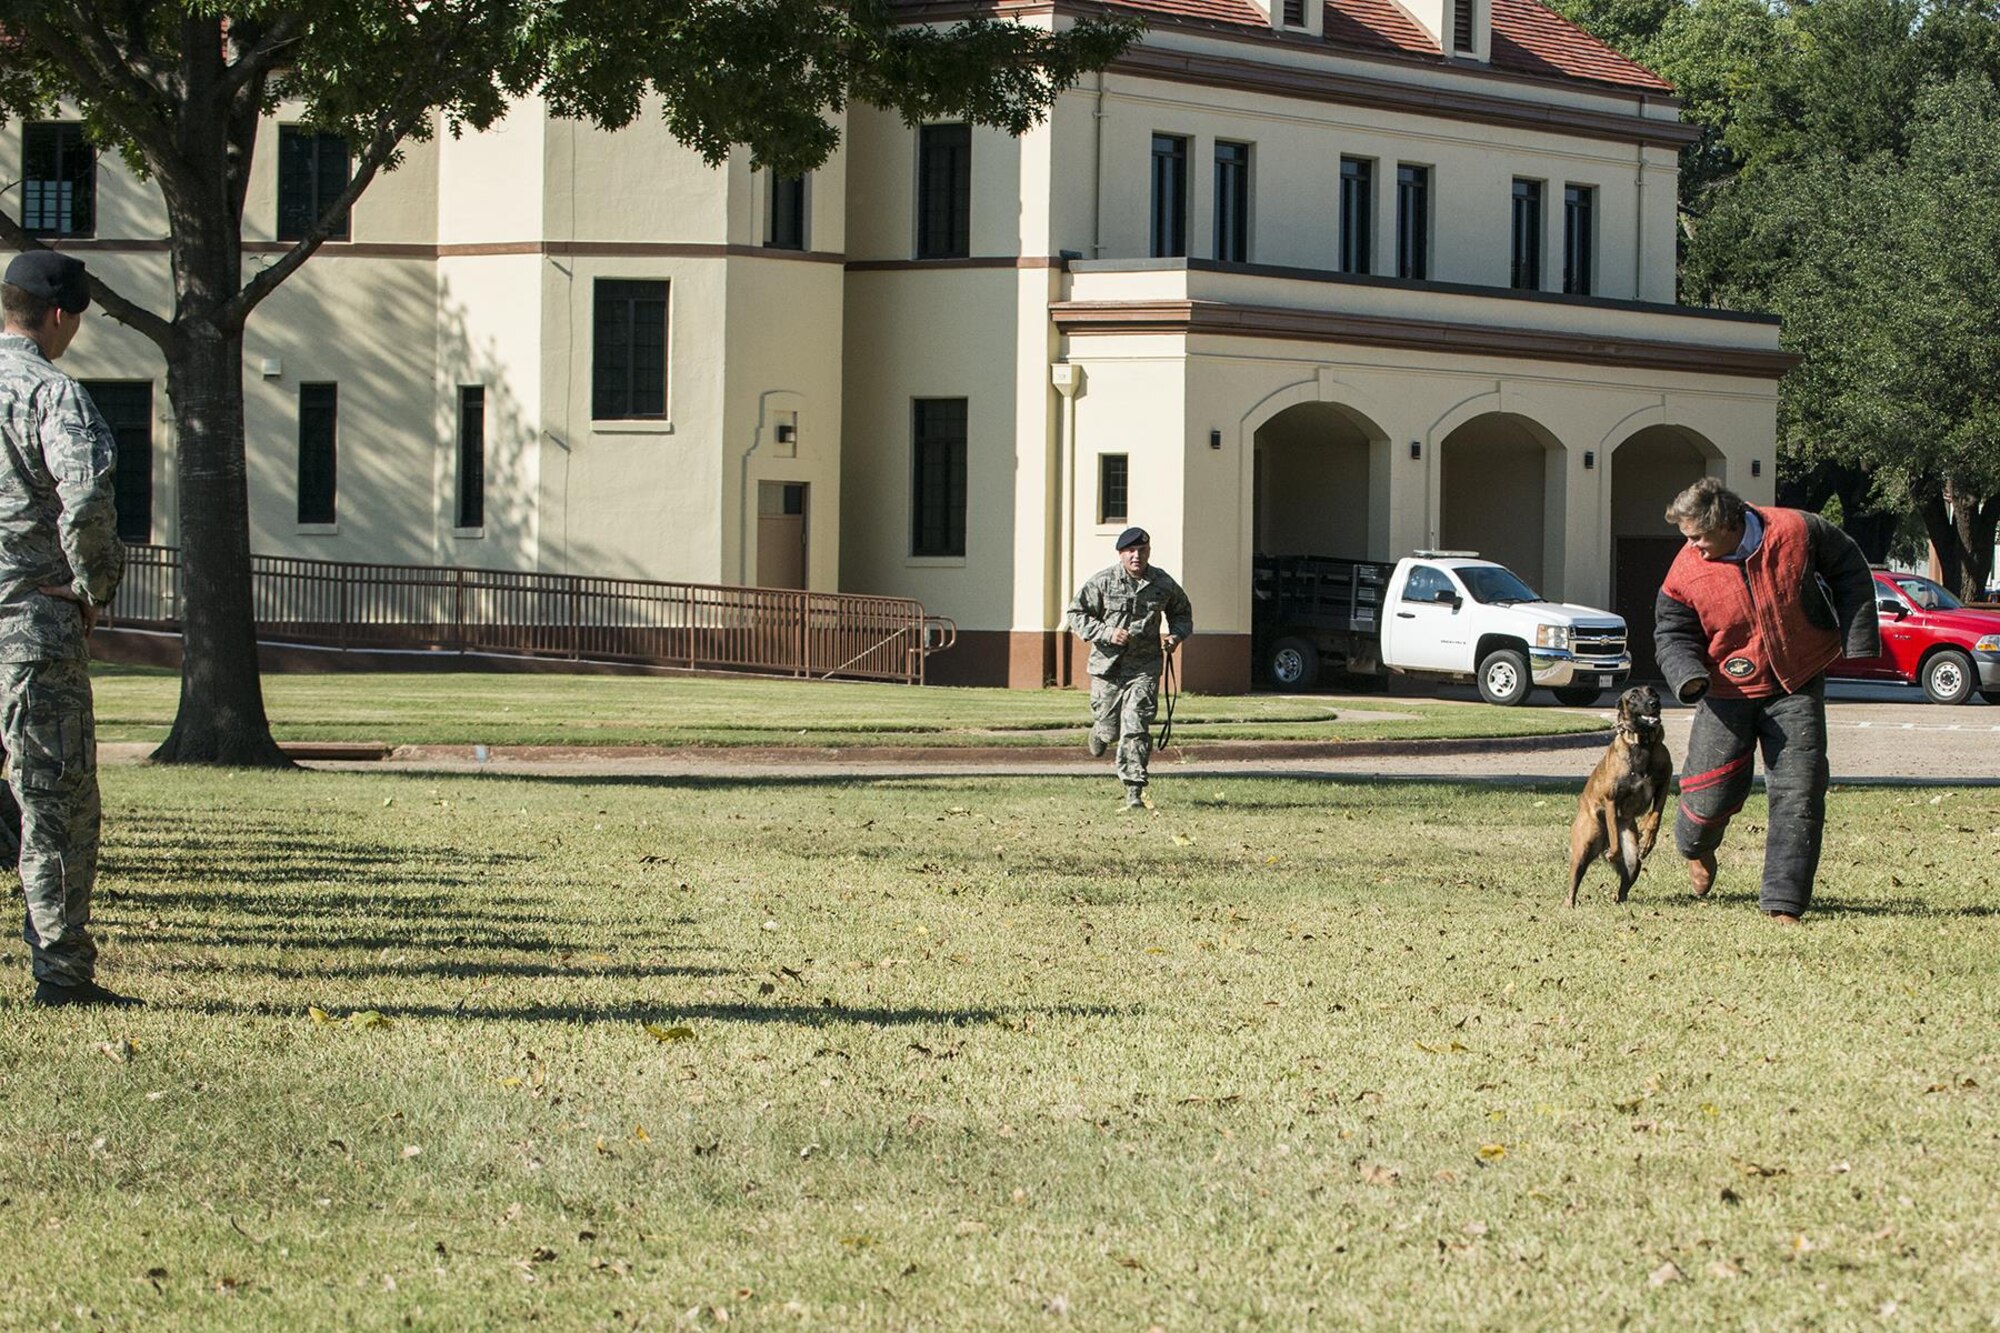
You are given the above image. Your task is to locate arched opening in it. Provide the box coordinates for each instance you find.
[1252,401,1384,559]
[1439,412,1564,593]
[1249,400,1388,690]
[1610,424,1720,680]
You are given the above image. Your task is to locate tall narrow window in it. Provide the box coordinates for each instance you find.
[1339,156,1373,275]
[917,124,971,259]
[1395,164,1430,281]
[81,381,151,541]
[297,383,338,525]
[1511,178,1543,290]
[768,173,807,250]
[1214,142,1251,264]
[911,398,968,558]
[457,386,486,530]
[1150,134,1188,259]
[1563,184,1595,296]
[591,279,669,419]
[22,123,95,239]
[1098,454,1129,525]
[277,127,351,241]
[1452,0,1476,51]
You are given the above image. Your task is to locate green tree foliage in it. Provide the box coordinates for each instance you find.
[1550,0,2000,591]
[0,1,1139,764]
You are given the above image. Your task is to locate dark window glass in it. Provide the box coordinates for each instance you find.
[23,123,95,239]
[277,127,351,241]
[1150,135,1188,259]
[1563,183,1595,296]
[1511,178,1543,290]
[457,386,486,529]
[911,398,968,558]
[768,173,806,250]
[1339,157,1373,275]
[1098,454,1129,525]
[1452,0,1475,50]
[1396,164,1430,281]
[80,381,151,541]
[1283,0,1306,24]
[917,124,971,259]
[297,383,338,525]
[591,279,669,419]
[1214,142,1251,264]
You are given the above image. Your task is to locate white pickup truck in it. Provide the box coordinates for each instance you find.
[1252,551,1632,705]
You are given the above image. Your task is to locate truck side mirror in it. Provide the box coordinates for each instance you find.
[1877,597,1904,619]
[1435,589,1461,610]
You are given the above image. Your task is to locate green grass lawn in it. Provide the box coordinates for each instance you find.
[2,767,1993,1327]
[89,664,1607,748]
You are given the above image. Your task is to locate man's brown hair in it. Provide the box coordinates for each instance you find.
[0,282,55,329]
[1664,476,1747,533]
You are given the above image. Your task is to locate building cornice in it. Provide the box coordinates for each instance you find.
[1051,298,1799,378]
[47,239,848,263]
[1108,44,1698,149]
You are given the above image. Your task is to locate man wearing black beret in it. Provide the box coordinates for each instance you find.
[1066,526,1194,810]
[0,249,135,1006]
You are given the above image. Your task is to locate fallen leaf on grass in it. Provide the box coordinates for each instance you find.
[1358,1162,1400,1186]
[644,1024,696,1043]
[1730,1157,1786,1178]
[633,1125,651,1143]
[1476,1143,1507,1162]
[400,1145,422,1159]
[96,1038,138,1063]
[1708,1260,1743,1279]
[1115,1254,1146,1270]
[1649,1261,1683,1286]
[1414,1040,1469,1054]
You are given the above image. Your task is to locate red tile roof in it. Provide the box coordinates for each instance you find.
[896,0,1673,95]
[1488,0,1673,92]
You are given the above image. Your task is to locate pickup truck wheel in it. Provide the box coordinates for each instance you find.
[1551,684,1603,707]
[1477,648,1531,706]
[1921,649,1976,705]
[1267,636,1320,689]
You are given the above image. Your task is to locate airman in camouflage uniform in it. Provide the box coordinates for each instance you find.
[0,251,133,1008]
[1067,526,1193,809]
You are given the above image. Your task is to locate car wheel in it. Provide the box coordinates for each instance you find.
[1267,636,1320,690]
[1477,648,1531,706]
[1552,685,1602,707]
[1921,649,1977,705]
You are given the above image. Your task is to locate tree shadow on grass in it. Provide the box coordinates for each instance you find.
[176,996,1136,1028]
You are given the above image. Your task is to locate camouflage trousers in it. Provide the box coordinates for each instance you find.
[1089,668,1159,788]
[1,659,102,987]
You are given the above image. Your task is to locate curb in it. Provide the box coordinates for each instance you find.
[387,729,1613,767]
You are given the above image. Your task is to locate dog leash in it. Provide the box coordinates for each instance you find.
[1155,649,1179,753]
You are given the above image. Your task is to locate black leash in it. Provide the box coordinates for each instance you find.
[1155,649,1179,752]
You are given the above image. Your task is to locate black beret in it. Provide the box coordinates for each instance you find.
[1115,526,1150,551]
[4,250,91,313]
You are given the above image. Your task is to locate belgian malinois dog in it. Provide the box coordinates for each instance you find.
[1567,685,1673,906]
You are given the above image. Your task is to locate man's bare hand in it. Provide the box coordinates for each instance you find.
[1162,635,1181,653]
[1107,628,1131,646]
[38,585,98,636]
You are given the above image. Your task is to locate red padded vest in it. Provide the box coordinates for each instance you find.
[1658,507,1842,699]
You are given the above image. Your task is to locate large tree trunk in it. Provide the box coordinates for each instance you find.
[149,315,291,767]
[1914,484,1962,593]
[1951,489,1998,601]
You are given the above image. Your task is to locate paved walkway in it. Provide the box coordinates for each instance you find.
[96,681,1988,786]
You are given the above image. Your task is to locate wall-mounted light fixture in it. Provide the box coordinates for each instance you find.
[1208,428,1222,450]
[1409,440,1422,460]
[260,357,282,379]
[1751,459,1762,478]
[1583,450,1596,470]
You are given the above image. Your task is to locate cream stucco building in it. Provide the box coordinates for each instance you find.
[8,0,1788,692]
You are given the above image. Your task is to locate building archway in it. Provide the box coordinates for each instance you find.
[1438,412,1565,593]
[1252,401,1387,559]
[1610,424,1720,679]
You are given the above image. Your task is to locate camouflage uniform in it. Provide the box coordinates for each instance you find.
[0,333,124,987]
[1067,564,1193,796]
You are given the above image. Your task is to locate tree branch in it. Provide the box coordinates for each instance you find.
[0,209,174,350]
[218,14,309,103]
[26,5,180,168]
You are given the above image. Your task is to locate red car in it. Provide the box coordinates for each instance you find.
[1831,570,2000,704]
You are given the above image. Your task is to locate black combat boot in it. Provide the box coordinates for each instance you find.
[32,979,145,1009]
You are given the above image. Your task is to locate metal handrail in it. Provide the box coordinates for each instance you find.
[106,544,956,686]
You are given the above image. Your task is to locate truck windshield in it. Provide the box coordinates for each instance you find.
[1459,565,1544,605]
